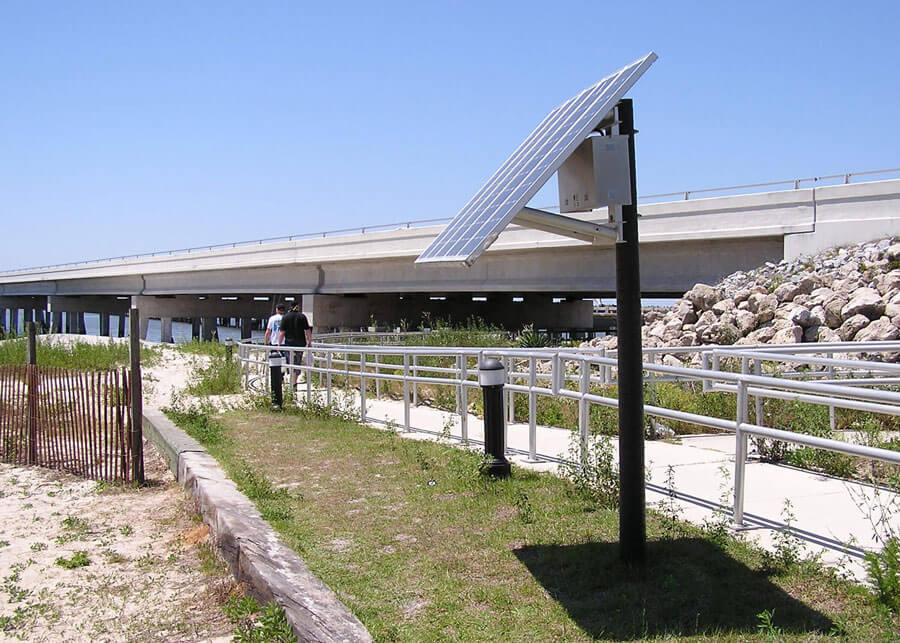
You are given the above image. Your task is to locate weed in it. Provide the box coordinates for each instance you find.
[55,516,91,544]
[29,542,47,552]
[756,609,783,639]
[514,491,535,524]
[233,602,295,642]
[197,542,226,576]
[561,432,619,508]
[659,465,683,538]
[119,524,133,536]
[185,354,242,396]
[865,538,900,612]
[703,464,734,545]
[55,551,90,569]
[223,592,260,623]
[516,324,550,348]
[0,540,8,548]
[771,499,803,569]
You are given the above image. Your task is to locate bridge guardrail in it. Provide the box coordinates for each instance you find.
[5,167,899,274]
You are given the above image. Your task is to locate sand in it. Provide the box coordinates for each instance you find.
[0,336,237,641]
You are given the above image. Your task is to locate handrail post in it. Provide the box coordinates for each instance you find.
[579,358,590,467]
[506,356,515,424]
[412,355,418,406]
[374,352,380,399]
[326,350,333,407]
[460,354,468,444]
[753,359,764,426]
[359,352,366,423]
[306,347,312,401]
[827,352,836,431]
[734,378,749,527]
[403,353,410,432]
[527,356,537,462]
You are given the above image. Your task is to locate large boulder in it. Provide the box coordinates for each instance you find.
[735,310,758,335]
[686,284,721,311]
[823,296,848,327]
[854,317,900,342]
[744,326,778,344]
[773,282,801,303]
[841,288,886,320]
[837,314,871,341]
[771,326,803,344]
[787,306,813,328]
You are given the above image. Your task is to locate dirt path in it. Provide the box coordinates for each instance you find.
[0,439,237,642]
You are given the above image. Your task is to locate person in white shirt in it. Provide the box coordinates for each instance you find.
[264,303,286,348]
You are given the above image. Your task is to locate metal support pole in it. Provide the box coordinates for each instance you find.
[528,356,538,462]
[459,354,468,443]
[326,351,333,407]
[360,352,367,423]
[403,354,410,431]
[479,358,510,477]
[615,98,646,563]
[129,309,145,484]
[753,359,764,425]
[734,380,748,526]
[412,355,418,406]
[579,359,590,465]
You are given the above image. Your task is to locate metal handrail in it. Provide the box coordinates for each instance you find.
[236,341,900,522]
[4,167,899,275]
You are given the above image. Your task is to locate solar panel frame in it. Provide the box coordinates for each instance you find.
[416,52,657,266]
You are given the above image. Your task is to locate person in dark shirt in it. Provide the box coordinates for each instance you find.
[278,303,312,389]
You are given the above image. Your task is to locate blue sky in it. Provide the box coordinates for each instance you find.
[2,1,898,270]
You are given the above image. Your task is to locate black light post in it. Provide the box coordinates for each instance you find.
[269,352,283,410]
[615,98,646,563]
[479,358,510,477]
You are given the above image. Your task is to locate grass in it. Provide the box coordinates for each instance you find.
[0,336,159,369]
[165,401,900,641]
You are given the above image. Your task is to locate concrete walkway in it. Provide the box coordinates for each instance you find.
[307,386,898,582]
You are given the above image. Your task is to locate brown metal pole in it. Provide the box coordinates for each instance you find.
[129,308,144,484]
[25,322,37,465]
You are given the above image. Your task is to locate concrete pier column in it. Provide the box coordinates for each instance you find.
[76,312,86,334]
[118,314,126,338]
[139,316,150,340]
[23,308,34,323]
[0,308,5,334]
[192,318,201,341]
[52,311,63,334]
[100,313,110,337]
[202,317,215,342]
[65,312,73,334]
[241,317,253,340]
[160,317,173,343]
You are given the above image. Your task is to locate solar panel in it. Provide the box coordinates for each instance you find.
[416,52,657,266]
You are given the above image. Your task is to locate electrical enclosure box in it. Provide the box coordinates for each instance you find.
[557,135,632,213]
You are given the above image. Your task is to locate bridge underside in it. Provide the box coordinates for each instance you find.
[0,236,782,337]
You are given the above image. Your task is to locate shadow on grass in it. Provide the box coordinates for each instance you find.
[514,538,832,639]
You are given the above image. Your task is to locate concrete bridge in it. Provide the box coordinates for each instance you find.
[2,177,899,337]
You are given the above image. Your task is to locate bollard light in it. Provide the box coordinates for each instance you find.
[479,358,510,477]
[269,352,284,410]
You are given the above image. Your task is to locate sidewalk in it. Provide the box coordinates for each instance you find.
[313,386,896,582]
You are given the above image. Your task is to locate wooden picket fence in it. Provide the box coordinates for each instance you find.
[0,365,135,483]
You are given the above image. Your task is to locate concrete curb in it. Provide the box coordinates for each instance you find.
[143,408,372,643]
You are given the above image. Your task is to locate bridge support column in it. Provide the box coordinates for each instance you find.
[0,308,5,333]
[241,317,253,340]
[202,317,215,342]
[191,318,200,340]
[139,316,150,340]
[160,317,173,343]
[76,312,86,334]
[118,314,126,338]
[100,313,110,337]
[65,312,73,334]
[52,311,63,334]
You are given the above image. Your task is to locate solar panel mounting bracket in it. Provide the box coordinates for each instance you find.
[512,207,618,244]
